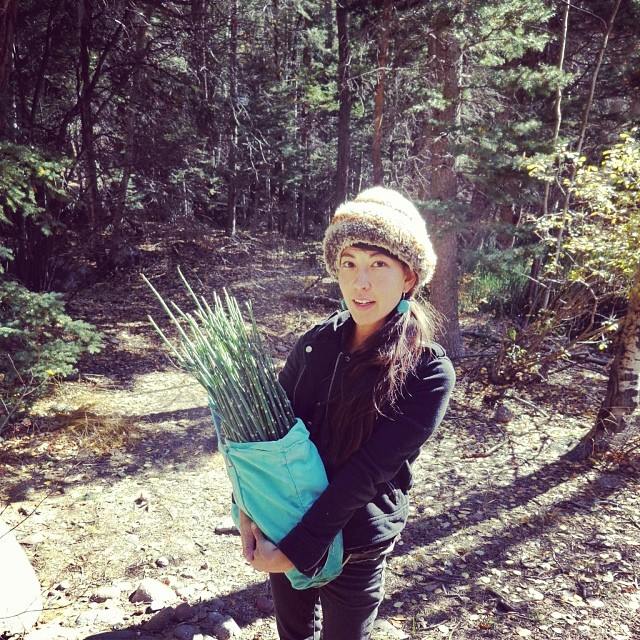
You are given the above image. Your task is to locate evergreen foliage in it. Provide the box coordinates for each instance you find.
[0,280,102,431]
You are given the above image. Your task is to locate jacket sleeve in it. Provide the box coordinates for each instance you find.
[277,354,456,574]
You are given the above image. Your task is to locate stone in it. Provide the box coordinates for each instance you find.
[54,581,71,592]
[214,517,238,535]
[0,518,43,635]
[156,557,170,568]
[75,608,126,627]
[174,624,200,640]
[205,598,225,613]
[211,616,241,639]
[205,611,225,627]
[143,606,176,632]
[20,532,46,546]
[129,578,177,605]
[90,585,121,603]
[371,619,409,639]
[81,632,139,640]
[23,624,71,640]
[255,596,274,614]
[526,588,545,602]
[148,600,168,612]
[494,404,514,423]
[175,602,197,622]
[134,491,151,506]
[516,629,532,638]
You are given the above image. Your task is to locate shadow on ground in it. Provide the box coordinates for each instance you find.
[1,415,217,503]
[380,466,633,627]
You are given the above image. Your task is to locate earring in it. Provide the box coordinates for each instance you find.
[396,292,411,314]
[339,299,348,311]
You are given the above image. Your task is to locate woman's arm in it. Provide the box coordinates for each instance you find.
[277,354,455,574]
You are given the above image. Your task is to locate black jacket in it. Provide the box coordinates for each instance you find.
[276,310,455,574]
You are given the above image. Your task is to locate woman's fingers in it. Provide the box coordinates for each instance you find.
[250,522,265,542]
[239,511,257,562]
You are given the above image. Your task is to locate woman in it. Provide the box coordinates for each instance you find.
[239,186,455,640]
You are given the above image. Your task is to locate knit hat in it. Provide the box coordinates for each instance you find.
[322,186,437,290]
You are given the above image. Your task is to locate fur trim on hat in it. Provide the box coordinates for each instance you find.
[322,186,436,289]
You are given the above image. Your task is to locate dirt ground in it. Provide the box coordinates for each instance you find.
[1,224,639,640]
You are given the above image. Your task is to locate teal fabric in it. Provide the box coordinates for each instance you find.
[212,412,344,589]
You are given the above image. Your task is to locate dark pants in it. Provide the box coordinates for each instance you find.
[269,539,396,640]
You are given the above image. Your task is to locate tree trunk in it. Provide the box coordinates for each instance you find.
[334,0,350,208]
[570,262,640,460]
[114,4,153,231]
[78,0,102,232]
[542,0,622,311]
[298,29,311,238]
[423,15,463,359]
[0,0,17,137]
[226,0,238,237]
[191,0,208,100]
[372,0,391,186]
[28,0,61,135]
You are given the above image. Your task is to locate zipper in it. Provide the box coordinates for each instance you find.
[292,361,307,407]
[322,351,349,423]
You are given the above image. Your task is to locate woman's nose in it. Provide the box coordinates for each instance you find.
[354,268,371,288]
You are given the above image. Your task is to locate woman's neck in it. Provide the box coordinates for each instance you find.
[348,324,376,352]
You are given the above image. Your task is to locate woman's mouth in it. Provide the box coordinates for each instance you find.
[353,299,375,309]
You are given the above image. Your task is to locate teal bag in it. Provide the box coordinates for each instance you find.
[211,411,344,589]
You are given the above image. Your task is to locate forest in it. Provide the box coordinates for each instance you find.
[1,1,639,639]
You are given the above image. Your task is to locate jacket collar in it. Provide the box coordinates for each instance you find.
[314,310,353,352]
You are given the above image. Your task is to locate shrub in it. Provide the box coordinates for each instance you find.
[0,280,102,432]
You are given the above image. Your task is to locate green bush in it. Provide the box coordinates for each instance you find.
[460,246,531,317]
[0,280,102,431]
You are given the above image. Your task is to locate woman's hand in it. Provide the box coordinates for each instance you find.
[250,523,294,573]
[239,510,257,562]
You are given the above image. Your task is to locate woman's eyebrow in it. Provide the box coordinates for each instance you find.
[341,250,385,258]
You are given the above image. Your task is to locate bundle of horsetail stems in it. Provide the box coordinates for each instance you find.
[142,271,296,443]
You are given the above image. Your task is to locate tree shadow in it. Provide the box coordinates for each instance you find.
[380,467,631,627]
[80,580,273,640]
[401,455,582,554]
[1,412,218,503]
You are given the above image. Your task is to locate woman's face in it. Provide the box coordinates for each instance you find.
[337,245,417,338]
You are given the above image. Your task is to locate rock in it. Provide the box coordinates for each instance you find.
[20,532,46,546]
[214,517,238,535]
[205,598,225,613]
[76,608,126,627]
[143,606,176,632]
[54,581,71,592]
[494,404,514,424]
[255,596,274,614]
[586,597,605,609]
[204,612,225,629]
[0,518,43,635]
[516,629,532,638]
[80,632,139,640]
[134,491,151,506]
[371,619,409,639]
[174,624,200,640]
[130,578,177,605]
[526,588,545,601]
[23,624,71,640]
[175,602,197,622]
[211,616,241,639]
[156,556,170,568]
[90,585,121,603]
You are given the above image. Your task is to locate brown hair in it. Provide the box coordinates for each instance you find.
[319,244,440,468]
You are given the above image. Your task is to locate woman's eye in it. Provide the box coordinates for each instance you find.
[373,260,388,267]
[340,261,354,268]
